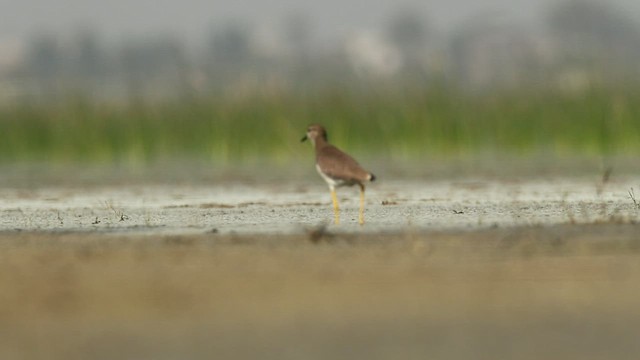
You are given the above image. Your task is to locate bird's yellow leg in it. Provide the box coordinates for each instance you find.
[359,184,365,225]
[330,188,340,225]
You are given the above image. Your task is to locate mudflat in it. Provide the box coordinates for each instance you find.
[1,172,639,359]
[0,176,638,234]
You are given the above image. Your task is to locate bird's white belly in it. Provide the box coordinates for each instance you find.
[316,164,348,189]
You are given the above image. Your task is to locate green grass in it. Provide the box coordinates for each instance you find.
[1,87,639,165]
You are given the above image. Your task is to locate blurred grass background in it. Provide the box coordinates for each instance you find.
[1,87,638,167]
[4,0,640,174]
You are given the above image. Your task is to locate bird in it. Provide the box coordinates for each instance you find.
[301,124,376,225]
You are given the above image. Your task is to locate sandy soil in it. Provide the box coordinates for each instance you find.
[1,226,640,360]
[1,173,640,359]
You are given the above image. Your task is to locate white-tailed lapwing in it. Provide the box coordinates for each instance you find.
[301,124,376,225]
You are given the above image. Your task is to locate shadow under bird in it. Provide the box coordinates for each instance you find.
[301,124,376,225]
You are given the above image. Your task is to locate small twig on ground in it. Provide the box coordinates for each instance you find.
[629,188,640,210]
[104,200,129,221]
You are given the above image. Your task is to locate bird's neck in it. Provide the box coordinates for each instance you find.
[313,137,329,151]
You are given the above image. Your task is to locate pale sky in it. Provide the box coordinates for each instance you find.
[1,0,640,46]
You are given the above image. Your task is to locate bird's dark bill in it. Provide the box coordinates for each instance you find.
[300,135,308,142]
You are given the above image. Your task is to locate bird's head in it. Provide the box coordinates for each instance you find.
[301,124,328,146]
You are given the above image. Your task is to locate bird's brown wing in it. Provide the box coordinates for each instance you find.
[317,145,370,182]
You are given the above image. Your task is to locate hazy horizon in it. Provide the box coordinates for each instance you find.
[3,0,640,47]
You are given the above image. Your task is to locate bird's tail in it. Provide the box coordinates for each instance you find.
[368,173,376,182]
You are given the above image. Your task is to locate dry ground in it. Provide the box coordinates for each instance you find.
[1,225,640,360]
[1,170,640,359]
[0,177,639,234]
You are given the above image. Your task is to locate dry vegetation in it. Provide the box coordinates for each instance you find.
[1,224,640,359]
